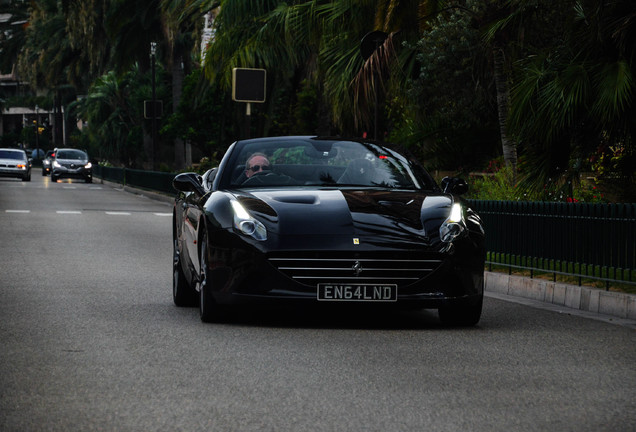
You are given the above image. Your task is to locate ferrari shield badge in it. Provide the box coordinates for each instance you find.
[353,238,360,245]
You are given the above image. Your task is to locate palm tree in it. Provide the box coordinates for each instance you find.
[65,0,112,84]
[200,0,453,136]
[70,69,145,166]
[0,0,29,76]
[480,0,560,176]
[18,0,87,89]
[103,0,165,74]
[507,0,635,199]
[160,0,214,168]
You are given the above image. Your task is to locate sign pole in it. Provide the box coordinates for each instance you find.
[245,102,251,139]
[232,68,266,140]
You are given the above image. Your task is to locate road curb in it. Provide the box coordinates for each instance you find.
[485,271,636,320]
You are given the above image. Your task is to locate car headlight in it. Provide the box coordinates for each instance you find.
[85,162,92,169]
[17,164,27,170]
[440,202,466,243]
[231,200,267,241]
[53,161,61,168]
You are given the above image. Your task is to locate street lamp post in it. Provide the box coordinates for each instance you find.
[35,105,40,158]
[150,42,157,170]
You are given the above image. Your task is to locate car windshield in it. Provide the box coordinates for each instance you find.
[57,149,87,160]
[223,137,438,190]
[0,150,26,161]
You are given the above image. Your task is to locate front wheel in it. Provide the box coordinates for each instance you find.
[173,236,197,307]
[198,234,228,323]
[438,296,483,327]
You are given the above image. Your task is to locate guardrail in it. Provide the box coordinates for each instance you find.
[92,166,635,288]
[468,200,636,288]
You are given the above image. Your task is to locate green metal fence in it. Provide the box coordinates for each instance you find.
[93,165,176,194]
[468,200,636,287]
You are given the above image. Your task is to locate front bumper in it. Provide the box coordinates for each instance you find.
[204,229,484,308]
[52,167,92,180]
[0,167,30,179]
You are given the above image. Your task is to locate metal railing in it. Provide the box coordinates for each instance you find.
[93,165,176,194]
[468,200,636,288]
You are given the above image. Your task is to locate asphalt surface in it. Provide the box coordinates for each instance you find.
[1,171,635,432]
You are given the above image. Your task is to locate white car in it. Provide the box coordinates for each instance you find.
[0,148,31,181]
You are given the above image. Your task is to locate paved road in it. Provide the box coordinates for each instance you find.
[1,171,635,432]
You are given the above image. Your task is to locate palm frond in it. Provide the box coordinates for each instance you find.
[593,60,633,122]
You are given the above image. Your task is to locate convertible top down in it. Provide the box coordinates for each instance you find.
[172,136,485,325]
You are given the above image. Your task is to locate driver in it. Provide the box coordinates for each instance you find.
[245,153,270,178]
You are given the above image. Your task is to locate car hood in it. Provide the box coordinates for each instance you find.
[0,157,26,164]
[234,188,453,247]
[56,158,88,164]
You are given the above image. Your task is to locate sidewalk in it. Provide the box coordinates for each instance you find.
[485,271,636,321]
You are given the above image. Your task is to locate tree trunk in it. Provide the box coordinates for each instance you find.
[492,46,517,180]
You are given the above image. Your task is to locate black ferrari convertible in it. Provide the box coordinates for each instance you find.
[172,136,485,325]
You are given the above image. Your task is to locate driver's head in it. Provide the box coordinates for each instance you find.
[245,153,270,178]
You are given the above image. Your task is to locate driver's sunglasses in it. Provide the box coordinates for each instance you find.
[248,164,270,173]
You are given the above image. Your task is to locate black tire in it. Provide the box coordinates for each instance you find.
[22,173,31,182]
[41,170,46,176]
[173,235,197,307]
[198,233,228,323]
[85,177,92,183]
[50,175,58,182]
[438,295,483,327]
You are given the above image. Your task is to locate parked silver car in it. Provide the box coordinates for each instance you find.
[0,148,32,181]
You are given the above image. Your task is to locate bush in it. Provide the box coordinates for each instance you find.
[466,164,606,202]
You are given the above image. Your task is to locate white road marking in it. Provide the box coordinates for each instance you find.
[63,186,77,189]
[5,209,170,216]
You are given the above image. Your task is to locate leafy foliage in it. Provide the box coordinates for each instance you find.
[508,0,635,200]
[466,162,606,203]
[68,66,168,167]
[161,68,239,160]
[3,0,634,200]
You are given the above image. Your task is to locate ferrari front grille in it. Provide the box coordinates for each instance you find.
[267,251,443,288]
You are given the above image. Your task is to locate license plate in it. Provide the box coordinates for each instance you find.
[317,284,397,302]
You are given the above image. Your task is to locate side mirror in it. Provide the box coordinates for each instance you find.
[173,172,206,196]
[441,176,468,195]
